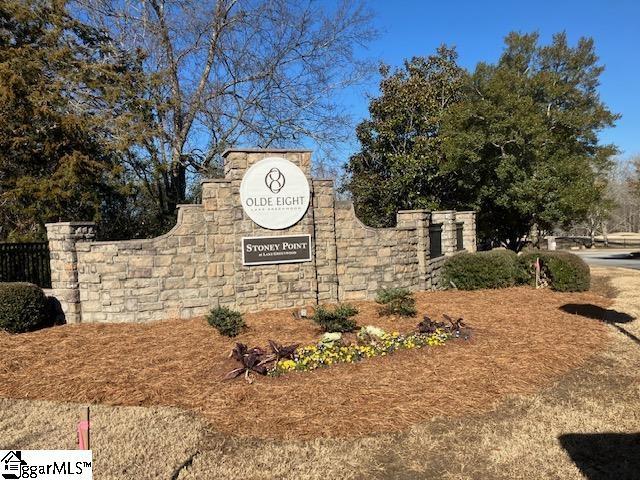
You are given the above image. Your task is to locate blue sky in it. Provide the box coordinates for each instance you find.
[339,0,640,161]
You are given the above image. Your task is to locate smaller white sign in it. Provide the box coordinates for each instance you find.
[1,450,93,479]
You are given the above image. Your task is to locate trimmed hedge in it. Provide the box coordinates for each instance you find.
[519,251,590,292]
[442,249,590,292]
[442,250,523,290]
[0,282,48,333]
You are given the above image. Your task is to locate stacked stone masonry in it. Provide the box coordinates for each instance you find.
[46,149,476,323]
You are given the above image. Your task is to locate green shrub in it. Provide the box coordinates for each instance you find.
[207,306,245,337]
[312,304,358,332]
[519,251,590,292]
[484,250,531,285]
[0,282,48,333]
[442,250,526,290]
[375,287,417,317]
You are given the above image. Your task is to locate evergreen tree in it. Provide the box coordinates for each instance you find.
[443,32,618,249]
[345,46,467,227]
[0,0,146,240]
[346,33,618,250]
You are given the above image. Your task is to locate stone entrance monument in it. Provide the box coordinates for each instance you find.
[46,148,476,323]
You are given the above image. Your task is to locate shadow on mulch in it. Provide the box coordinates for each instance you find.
[560,304,640,346]
[559,433,640,480]
[560,304,635,324]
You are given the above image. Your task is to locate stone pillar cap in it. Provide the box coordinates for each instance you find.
[222,147,313,157]
[45,221,96,227]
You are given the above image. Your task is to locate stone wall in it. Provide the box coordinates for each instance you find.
[426,256,448,289]
[334,205,430,300]
[46,149,477,323]
[71,205,211,323]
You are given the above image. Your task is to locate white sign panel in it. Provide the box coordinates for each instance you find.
[239,157,310,230]
[1,450,93,479]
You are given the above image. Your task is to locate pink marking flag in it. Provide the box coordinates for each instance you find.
[77,407,90,450]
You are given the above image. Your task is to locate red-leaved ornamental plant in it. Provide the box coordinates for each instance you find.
[267,340,299,362]
[225,341,299,383]
[224,343,270,383]
[417,314,472,340]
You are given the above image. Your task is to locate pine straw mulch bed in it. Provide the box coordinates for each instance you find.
[0,288,612,440]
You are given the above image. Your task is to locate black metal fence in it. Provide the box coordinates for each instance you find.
[0,242,52,288]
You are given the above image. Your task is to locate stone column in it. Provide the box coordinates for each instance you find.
[45,222,96,324]
[222,148,313,180]
[219,148,318,311]
[431,211,456,256]
[547,236,557,251]
[456,211,477,252]
[312,179,339,303]
[397,210,430,290]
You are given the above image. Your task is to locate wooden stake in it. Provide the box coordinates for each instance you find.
[85,406,90,450]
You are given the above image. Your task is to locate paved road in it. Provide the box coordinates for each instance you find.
[569,249,640,270]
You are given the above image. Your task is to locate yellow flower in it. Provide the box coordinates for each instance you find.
[279,359,296,370]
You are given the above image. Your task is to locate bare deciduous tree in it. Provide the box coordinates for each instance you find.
[568,155,640,240]
[74,0,375,218]
[612,155,640,232]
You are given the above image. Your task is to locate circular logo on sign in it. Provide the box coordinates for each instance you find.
[265,167,285,193]
[240,157,310,230]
